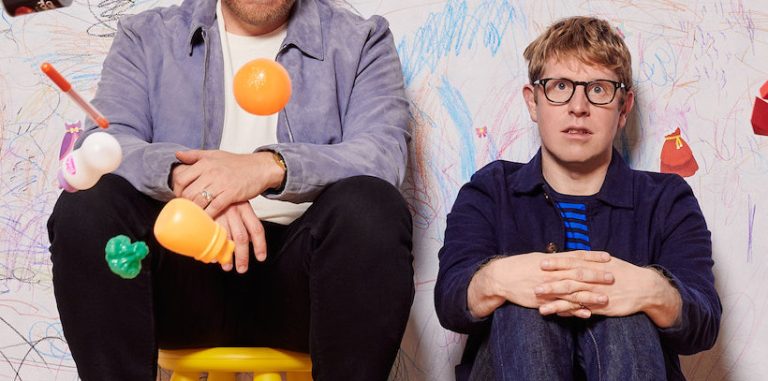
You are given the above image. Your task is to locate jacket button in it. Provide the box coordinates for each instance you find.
[545,242,558,253]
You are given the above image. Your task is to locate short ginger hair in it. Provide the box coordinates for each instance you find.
[523,16,632,88]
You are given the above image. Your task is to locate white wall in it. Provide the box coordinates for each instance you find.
[1,1,767,379]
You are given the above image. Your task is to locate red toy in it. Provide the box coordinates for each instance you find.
[660,127,699,178]
[752,80,768,136]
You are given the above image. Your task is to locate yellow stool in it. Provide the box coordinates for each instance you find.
[158,347,312,381]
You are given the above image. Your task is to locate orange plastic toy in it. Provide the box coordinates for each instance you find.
[154,198,234,264]
[233,58,292,116]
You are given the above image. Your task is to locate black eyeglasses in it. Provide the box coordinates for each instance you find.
[532,78,628,105]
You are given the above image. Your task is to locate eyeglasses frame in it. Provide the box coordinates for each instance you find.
[532,78,628,106]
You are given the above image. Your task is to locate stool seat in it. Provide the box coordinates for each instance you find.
[158,347,312,381]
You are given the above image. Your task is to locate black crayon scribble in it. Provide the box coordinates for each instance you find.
[0,316,73,381]
[86,0,136,38]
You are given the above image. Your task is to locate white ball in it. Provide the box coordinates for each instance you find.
[80,132,123,173]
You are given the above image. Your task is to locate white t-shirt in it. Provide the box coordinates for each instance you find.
[216,1,311,225]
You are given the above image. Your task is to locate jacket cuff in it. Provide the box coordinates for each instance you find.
[256,145,296,199]
[446,257,498,334]
[649,264,688,336]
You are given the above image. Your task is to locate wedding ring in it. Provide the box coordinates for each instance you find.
[201,189,213,204]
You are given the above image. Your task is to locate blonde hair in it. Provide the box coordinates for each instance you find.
[523,16,632,88]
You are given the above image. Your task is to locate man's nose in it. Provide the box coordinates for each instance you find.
[568,85,591,116]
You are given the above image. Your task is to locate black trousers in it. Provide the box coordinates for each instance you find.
[47,174,414,381]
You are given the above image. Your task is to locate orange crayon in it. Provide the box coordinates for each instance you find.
[41,62,109,129]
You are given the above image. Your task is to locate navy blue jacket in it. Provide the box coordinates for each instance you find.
[435,149,721,379]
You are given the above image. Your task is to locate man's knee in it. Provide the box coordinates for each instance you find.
[589,313,659,341]
[50,174,143,219]
[488,304,575,379]
[581,315,666,379]
[48,174,162,257]
[492,303,571,336]
[323,175,408,215]
[315,175,412,242]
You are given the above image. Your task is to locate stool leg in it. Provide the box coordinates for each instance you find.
[286,372,313,381]
[169,371,201,381]
[207,372,237,381]
[253,373,282,381]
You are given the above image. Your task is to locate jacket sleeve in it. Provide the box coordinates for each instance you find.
[77,17,186,201]
[653,176,722,354]
[435,164,503,334]
[260,16,409,203]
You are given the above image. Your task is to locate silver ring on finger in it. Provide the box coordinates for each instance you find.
[201,189,214,205]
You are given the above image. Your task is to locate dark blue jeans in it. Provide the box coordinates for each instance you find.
[471,304,666,381]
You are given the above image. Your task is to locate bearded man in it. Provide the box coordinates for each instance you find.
[47,1,414,379]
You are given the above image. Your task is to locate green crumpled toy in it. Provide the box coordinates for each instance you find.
[104,235,149,279]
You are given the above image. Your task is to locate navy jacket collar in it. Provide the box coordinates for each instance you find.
[509,148,634,208]
[183,0,324,60]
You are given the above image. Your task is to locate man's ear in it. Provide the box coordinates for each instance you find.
[618,89,635,129]
[523,84,538,123]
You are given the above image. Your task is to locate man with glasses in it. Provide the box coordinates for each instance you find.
[435,16,721,380]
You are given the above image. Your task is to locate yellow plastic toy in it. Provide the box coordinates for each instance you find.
[158,347,312,381]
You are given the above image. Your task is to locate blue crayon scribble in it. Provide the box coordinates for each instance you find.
[637,42,678,88]
[397,0,520,86]
[438,76,475,183]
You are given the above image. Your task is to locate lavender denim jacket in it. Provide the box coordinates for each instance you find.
[80,0,410,203]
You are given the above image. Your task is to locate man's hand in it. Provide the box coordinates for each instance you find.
[171,150,285,218]
[169,150,282,273]
[213,201,267,273]
[467,250,613,319]
[535,255,683,327]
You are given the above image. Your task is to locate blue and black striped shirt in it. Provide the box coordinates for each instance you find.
[554,199,591,251]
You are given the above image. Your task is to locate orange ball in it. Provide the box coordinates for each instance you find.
[233,58,292,116]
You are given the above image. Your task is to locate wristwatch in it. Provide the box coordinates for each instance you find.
[271,151,287,192]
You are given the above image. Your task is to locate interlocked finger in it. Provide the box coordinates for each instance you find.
[535,279,587,296]
[542,251,611,270]
[559,290,608,307]
[560,267,614,284]
[539,299,584,316]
